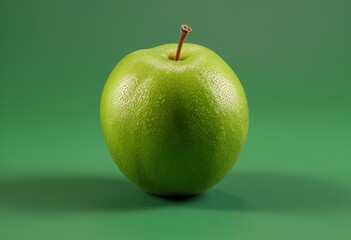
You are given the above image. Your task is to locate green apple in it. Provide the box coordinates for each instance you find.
[100,25,249,196]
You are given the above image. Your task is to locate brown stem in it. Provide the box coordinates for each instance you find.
[175,24,192,61]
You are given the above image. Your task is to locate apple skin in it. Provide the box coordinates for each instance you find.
[100,43,249,196]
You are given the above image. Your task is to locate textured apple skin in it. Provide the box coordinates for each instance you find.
[100,43,249,196]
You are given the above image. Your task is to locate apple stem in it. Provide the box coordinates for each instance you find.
[175,24,192,61]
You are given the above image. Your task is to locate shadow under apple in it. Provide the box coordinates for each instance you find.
[0,171,349,214]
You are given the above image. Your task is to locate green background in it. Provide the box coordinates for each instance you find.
[1,0,350,239]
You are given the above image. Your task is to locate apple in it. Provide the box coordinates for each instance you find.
[100,25,249,196]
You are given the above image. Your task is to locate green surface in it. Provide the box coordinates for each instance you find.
[0,0,350,239]
[100,43,248,195]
